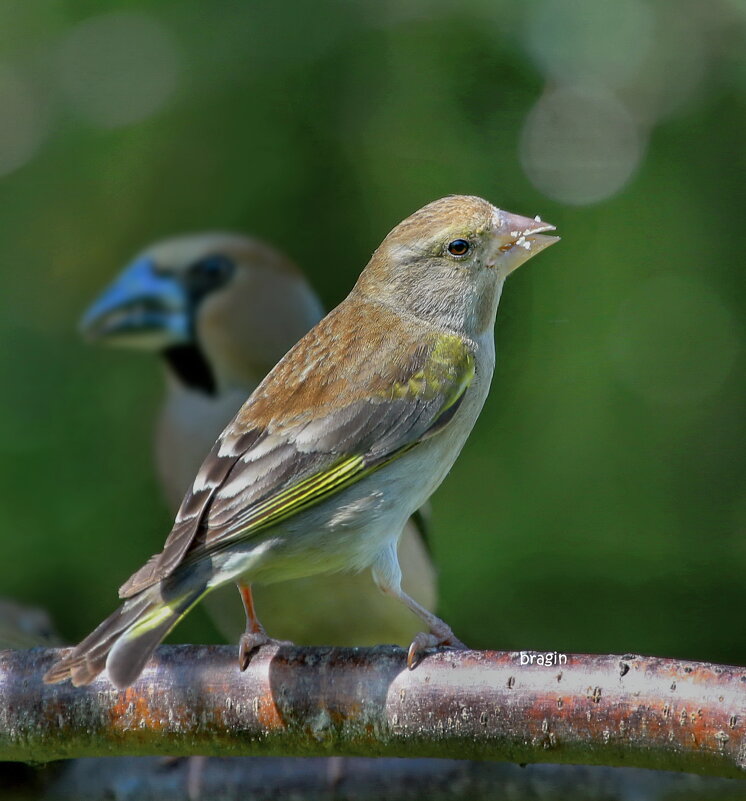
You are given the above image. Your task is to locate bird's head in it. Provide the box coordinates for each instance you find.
[355,195,558,334]
[80,233,324,394]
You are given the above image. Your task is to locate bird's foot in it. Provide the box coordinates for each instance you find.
[407,629,467,670]
[238,629,292,671]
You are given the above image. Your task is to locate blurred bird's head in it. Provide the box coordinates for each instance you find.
[355,195,558,334]
[80,233,324,394]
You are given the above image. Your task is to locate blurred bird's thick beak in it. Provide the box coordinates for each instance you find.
[491,210,559,275]
[80,258,190,350]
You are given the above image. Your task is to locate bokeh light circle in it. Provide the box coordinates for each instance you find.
[55,12,182,129]
[0,67,47,177]
[524,0,654,89]
[519,84,644,205]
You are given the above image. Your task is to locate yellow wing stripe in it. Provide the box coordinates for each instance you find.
[245,454,365,527]
[194,454,368,556]
[196,445,418,559]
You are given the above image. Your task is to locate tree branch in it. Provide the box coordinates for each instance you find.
[1,645,744,778]
[46,757,746,801]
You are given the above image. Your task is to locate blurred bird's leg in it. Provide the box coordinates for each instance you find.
[186,755,208,801]
[371,544,466,670]
[236,582,292,670]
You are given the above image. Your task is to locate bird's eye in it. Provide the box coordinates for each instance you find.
[447,239,470,257]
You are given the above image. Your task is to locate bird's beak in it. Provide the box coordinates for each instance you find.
[80,258,191,349]
[491,210,559,275]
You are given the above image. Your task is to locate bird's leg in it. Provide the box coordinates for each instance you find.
[371,544,467,669]
[237,582,272,670]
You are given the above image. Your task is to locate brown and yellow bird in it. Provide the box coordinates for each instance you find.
[47,196,556,688]
[77,232,437,647]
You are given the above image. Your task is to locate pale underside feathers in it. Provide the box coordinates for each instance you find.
[118,295,474,598]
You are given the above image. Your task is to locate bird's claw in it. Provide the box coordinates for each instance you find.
[238,631,293,671]
[407,630,467,669]
[238,629,271,671]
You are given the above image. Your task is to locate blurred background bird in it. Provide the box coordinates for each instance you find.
[79,232,437,647]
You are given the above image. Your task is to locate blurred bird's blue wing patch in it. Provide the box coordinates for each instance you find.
[119,322,474,597]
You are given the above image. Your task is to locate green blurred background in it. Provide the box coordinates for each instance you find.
[0,0,744,666]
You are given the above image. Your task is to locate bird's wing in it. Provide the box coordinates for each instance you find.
[119,299,475,598]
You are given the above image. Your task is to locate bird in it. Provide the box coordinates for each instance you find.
[45,195,558,689]
[76,232,437,647]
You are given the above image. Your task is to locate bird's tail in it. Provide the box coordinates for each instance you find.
[43,573,207,689]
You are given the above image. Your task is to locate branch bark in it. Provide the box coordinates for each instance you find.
[1,645,744,778]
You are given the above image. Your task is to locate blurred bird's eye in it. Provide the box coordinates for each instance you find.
[182,253,235,304]
[191,254,234,281]
[447,239,470,256]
